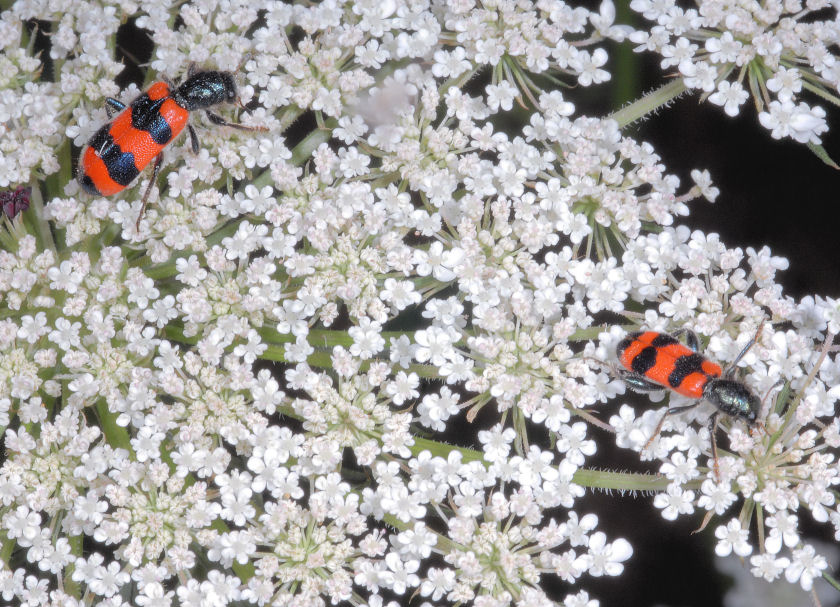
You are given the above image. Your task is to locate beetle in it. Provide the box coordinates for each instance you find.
[615,326,763,479]
[78,67,265,229]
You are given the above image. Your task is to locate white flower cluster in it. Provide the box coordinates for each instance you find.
[0,1,838,606]
[0,21,64,188]
[594,229,840,590]
[629,0,837,143]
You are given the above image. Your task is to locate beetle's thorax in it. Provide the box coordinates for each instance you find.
[173,71,237,111]
[702,378,760,424]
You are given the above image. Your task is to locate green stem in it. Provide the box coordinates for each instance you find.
[290,123,334,166]
[609,78,688,128]
[96,398,132,452]
[411,436,669,492]
[801,79,840,108]
[63,534,83,598]
[411,436,485,462]
[823,572,840,593]
[573,468,668,492]
[44,138,72,201]
[0,532,13,565]
[26,183,57,253]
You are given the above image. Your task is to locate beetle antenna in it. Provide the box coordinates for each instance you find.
[757,379,785,423]
[724,322,764,377]
[234,52,253,73]
[708,412,721,482]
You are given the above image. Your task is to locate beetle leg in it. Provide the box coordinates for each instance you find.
[234,52,253,73]
[161,73,177,89]
[708,411,721,482]
[618,369,665,393]
[671,328,700,352]
[644,400,703,450]
[105,97,126,117]
[756,378,785,423]
[205,111,268,132]
[136,152,163,231]
[723,323,763,378]
[188,125,199,154]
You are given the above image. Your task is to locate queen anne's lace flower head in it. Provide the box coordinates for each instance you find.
[0,1,838,606]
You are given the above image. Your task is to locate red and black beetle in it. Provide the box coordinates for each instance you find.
[78,67,264,228]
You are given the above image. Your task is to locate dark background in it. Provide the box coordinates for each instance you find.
[629,83,840,302]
